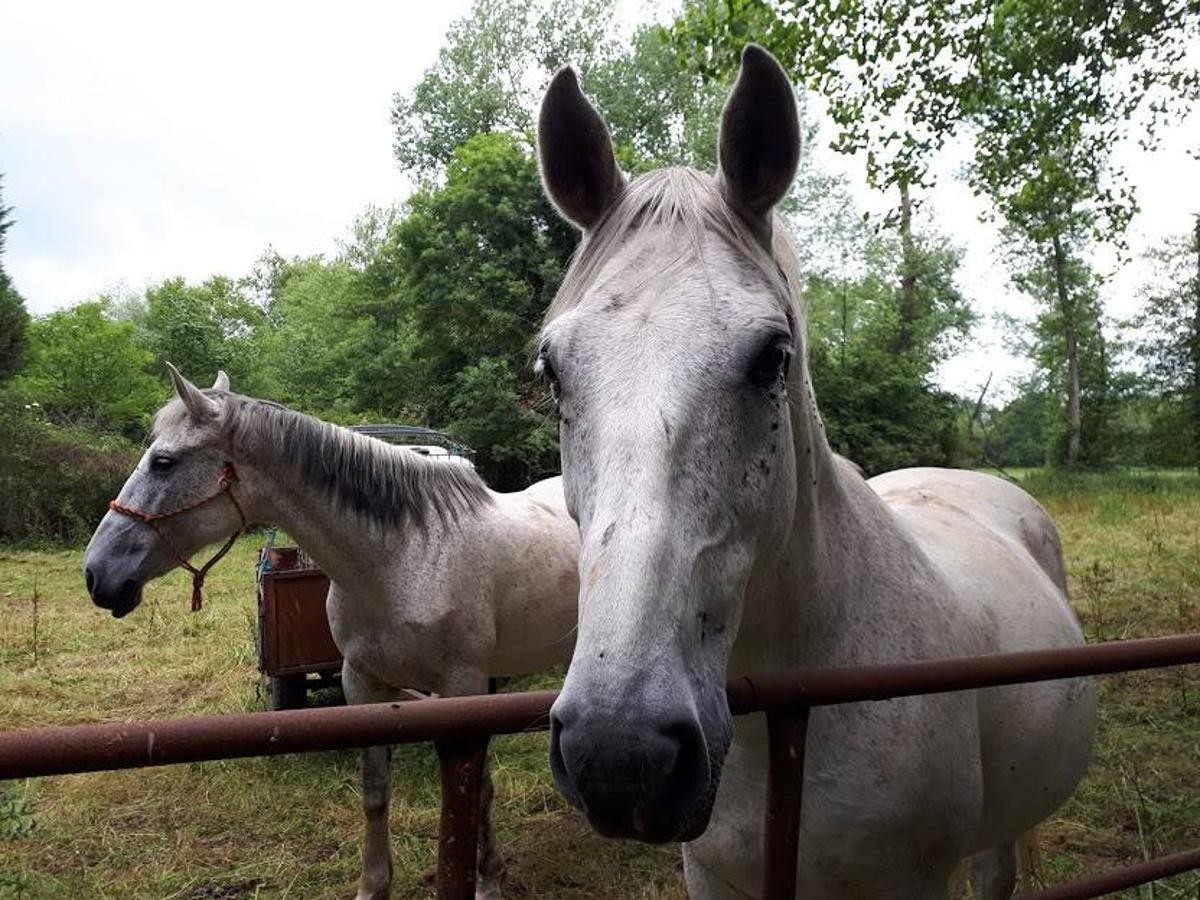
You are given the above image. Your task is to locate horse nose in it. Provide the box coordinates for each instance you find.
[550,697,710,843]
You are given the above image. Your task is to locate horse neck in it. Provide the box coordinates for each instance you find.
[731,357,918,673]
[224,411,410,589]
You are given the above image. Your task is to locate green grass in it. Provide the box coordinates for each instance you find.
[0,541,681,899]
[1002,468,1200,897]
[1,470,1199,897]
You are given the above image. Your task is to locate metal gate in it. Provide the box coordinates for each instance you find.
[3,633,1200,899]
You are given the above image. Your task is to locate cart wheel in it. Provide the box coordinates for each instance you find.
[271,674,307,710]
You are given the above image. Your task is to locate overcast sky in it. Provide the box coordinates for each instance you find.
[2,2,1197,399]
[1,1,471,311]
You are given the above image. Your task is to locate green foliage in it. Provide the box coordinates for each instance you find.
[0,274,26,382]
[1005,239,1119,468]
[252,257,371,416]
[985,380,1049,468]
[387,133,573,486]
[805,235,974,473]
[446,358,559,485]
[0,400,139,543]
[1131,224,1200,466]
[0,176,29,382]
[671,0,1200,469]
[1113,393,1196,468]
[6,0,1198,545]
[673,0,984,191]
[142,276,266,392]
[390,0,615,180]
[585,24,726,174]
[10,301,162,437]
[966,0,1200,247]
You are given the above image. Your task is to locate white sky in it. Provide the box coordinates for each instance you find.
[1,1,471,312]
[2,2,1197,399]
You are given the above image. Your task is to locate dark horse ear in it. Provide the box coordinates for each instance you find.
[538,67,625,231]
[717,45,800,235]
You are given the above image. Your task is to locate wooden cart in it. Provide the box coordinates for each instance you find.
[256,549,342,709]
[254,425,475,709]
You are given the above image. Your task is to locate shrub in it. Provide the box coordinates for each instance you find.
[0,401,139,544]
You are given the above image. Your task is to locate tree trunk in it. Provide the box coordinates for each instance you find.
[1052,234,1082,469]
[897,180,918,353]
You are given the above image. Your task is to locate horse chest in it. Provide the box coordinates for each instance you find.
[690,695,983,895]
[329,583,492,693]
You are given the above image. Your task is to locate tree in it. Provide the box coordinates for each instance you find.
[13,301,161,436]
[391,0,615,181]
[805,233,974,472]
[1132,218,1200,467]
[0,176,30,381]
[963,0,1200,466]
[252,257,372,417]
[985,379,1051,469]
[446,358,559,486]
[385,132,575,486]
[672,0,1200,467]
[671,0,984,346]
[141,276,267,393]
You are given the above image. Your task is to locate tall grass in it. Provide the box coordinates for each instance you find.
[1,471,1199,896]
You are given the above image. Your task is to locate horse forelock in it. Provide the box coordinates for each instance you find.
[153,393,492,530]
[544,167,802,326]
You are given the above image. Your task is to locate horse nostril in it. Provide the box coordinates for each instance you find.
[85,567,95,593]
[659,717,708,785]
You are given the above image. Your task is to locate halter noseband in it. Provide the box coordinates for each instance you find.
[108,463,246,612]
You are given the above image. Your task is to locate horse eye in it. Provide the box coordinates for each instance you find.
[150,455,177,472]
[535,354,558,387]
[535,354,562,408]
[748,341,792,388]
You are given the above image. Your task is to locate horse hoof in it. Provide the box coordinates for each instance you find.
[475,885,503,900]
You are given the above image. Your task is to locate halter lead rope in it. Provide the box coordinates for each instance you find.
[108,463,246,612]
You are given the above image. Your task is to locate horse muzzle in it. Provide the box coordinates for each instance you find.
[549,689,717,843]
[84,564,144,618]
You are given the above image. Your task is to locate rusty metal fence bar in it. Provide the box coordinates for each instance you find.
[2,633,1200,898]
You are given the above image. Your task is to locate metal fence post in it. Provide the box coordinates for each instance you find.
[762,707,811,900]
[435,736,490,900]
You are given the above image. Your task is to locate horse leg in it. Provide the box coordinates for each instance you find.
[344,665,397,900]
[355,745,394,900]
[474,757,504,900]
[971,842,1017,900]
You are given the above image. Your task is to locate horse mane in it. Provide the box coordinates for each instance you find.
[544,166,802,324]
[153,395,493,530]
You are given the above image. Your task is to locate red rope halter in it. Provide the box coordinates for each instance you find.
[108,463,246,612]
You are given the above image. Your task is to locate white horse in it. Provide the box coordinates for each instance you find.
[533,47,1096,898]
[82,367,579,900]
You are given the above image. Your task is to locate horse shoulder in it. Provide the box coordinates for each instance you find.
[868,467,1082,656]
[474,480,580,674]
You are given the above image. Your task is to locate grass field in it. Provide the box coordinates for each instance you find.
[1,469,1199,898]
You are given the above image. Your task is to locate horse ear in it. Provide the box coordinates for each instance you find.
[166,362,218,422]
[212,370,230,392]
[538,66,625,231]
[717,45,800,233]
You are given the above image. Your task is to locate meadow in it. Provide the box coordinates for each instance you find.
[0,469,1198,898]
